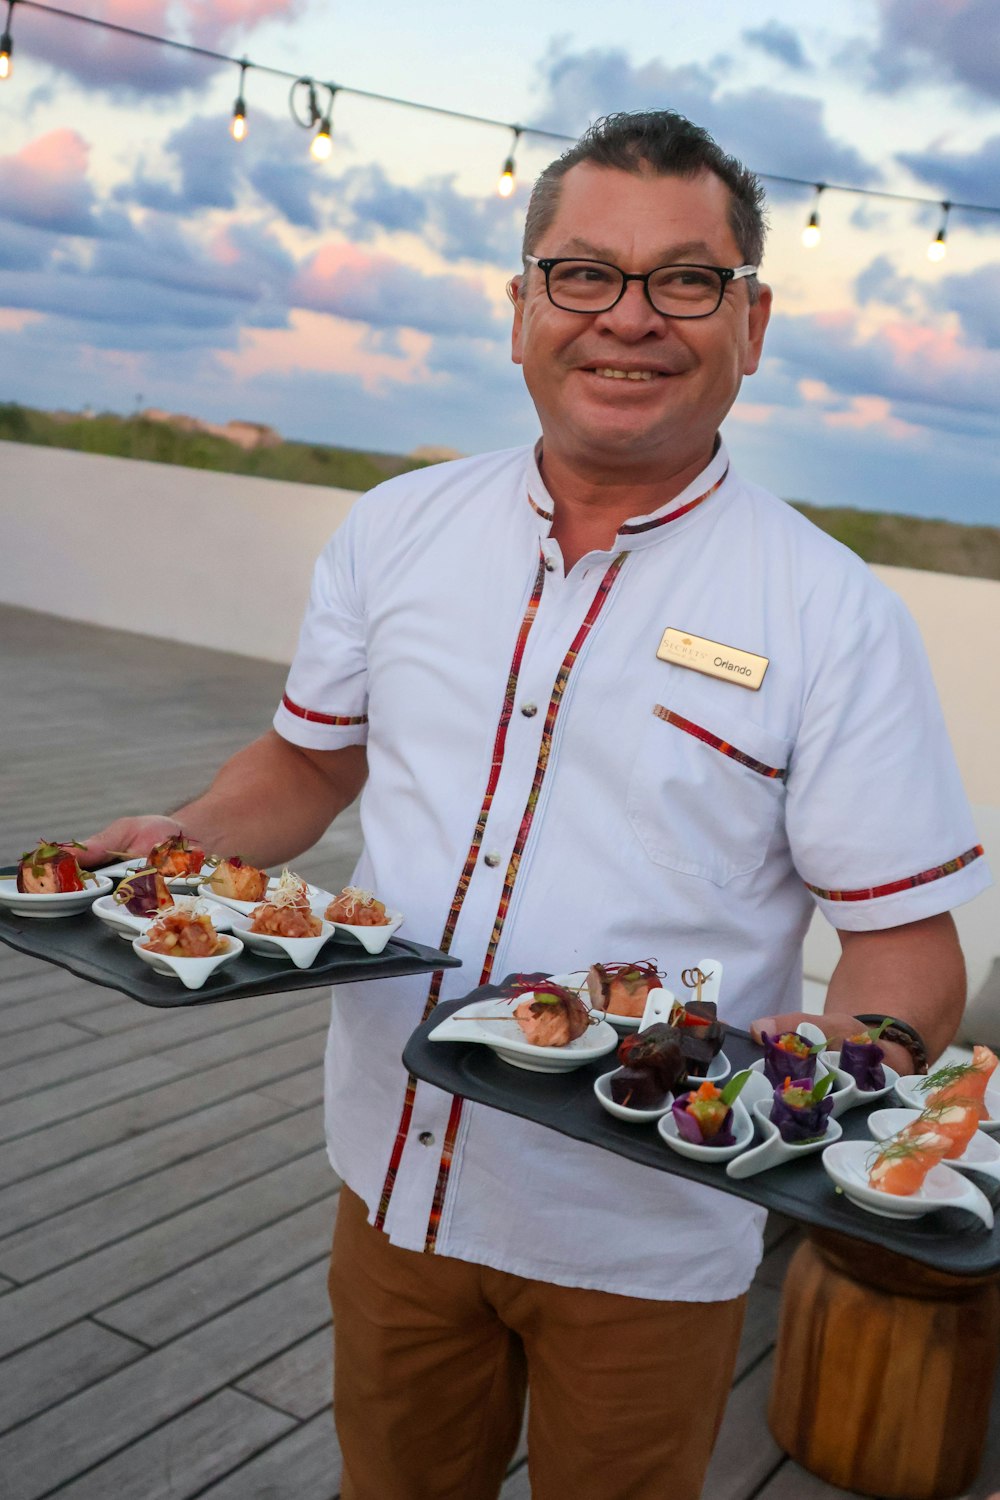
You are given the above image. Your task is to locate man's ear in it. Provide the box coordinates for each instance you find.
[743,282,772,376]
[509,275,524,366]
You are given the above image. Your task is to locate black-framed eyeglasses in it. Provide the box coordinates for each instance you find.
[523,255,758,319]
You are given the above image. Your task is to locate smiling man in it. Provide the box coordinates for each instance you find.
[84,112,989,1500]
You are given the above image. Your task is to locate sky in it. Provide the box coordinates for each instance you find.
[0,0,998,523]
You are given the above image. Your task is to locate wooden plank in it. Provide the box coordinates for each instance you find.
[0,1055,184,1143]
[702,1354,784,1500]
[73,985,307,1038]
[499,1459,532,1500]
[0,1021,91,1068]
[0,1259,331,1498]
[236,1324,333,1420]
[0,994,331,1107]
[0,1091,305,1238]
[0,967,88,1009]
[0,1320,146,1433]
[0,987,138,1038]
[755,1229,802,1291]
[734,1278,781,1381]
[99,1194,336,1347]
[0,1148,333,1358]
[195,1409,342,1500]
[49,1389,295,1500]
[257,1069,325,1109]
[0,1030,325,1188]
[0,1107,324,1280]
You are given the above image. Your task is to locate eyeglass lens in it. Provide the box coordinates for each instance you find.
[546,262,725,316]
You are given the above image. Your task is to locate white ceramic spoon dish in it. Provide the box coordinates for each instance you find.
[726,1101,843,1180]
[0,875,113,919]
[226,911,336,969]
[894,1072,1000,1135]
[196,878,332,916]
[91,893,234,942]
[821,1140,994,1227]
[428,996,618,1074]
[593,1068,674,1124]
[131,933,243,990]
[868,1107,1000,1185]
[657,1097,753,1164]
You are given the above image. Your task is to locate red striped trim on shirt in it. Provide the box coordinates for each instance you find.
[653,706,786,780]
[373,556,547,1234]
[423,552,628,1252]
[805,845,985,903]
[616,466,728,535]
[281,693,368,727]
[527,493,553,522]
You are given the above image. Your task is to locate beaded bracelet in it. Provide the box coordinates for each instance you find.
[853,1013,929,1075]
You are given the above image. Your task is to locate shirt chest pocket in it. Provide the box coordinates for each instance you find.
[626,702,791,886]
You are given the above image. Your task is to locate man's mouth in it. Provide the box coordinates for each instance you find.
[587,366,669,381]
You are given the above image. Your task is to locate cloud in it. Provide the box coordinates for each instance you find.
[15,0,305,99]
[741,22,811,71]
[0,130,118,237]
[291,244,504,339]
[933,263,1000,350]
[525,44,878,190]
[897,136,1000,218]
[0,220,59,271]
[865,0,1000,101]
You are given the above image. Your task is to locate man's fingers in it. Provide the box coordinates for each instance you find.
[750,1017,776,1044]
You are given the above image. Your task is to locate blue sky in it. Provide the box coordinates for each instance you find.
[0,0,998,522]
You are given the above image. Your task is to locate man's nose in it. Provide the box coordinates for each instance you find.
[592,278,668,338]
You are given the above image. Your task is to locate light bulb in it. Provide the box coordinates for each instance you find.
[0,34,12,80]
[927,234,946,262]
[231,102,247,142]
[801,212,820,249]
[311,119,332,161]
[497,156,515,198]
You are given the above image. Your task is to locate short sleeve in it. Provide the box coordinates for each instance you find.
[273,507,369,752]
[786,577,991,930]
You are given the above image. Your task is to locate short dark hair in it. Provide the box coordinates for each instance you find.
[522,110,768,292]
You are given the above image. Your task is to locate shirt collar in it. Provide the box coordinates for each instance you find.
[525,438,732,552]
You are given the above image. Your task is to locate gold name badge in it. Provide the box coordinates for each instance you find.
[656,628,769,691]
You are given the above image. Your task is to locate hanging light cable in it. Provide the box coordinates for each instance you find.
[496,126,521,198]
[230,57,248,141]
[289,76,336,160]
[0,0,15,80]
[802,183,824,248]
[927,201,950,262]
[311,86,335,161]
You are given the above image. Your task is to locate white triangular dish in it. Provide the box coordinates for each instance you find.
[657,1096,753,1163]
[593,1068,674,1123]
[226,911,335,969]
[818,1051,900,1110]
[868,1107,1000,1184]
[196,878,332,916]
[0,874,112,919]
[894,1071,1000,1134]
[131,933,243,990]
[321,909,404,955]
[429,995,617,1073]
[821,1139,994,1227]
[92,893,234,942]
[726,1101,843,1179]
[105,858,212,891]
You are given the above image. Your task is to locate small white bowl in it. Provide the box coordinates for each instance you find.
[726,1101,843,1180]
[131,933,243,990]
[428,996,618,1073]
[227,911,335,969]
[894,1071,1000,1134]
[593,1068,674,1123]
[195,878,332,916]
[323,909,404,955]
[868,1107,1000,1185]
[657,1097,753,1163]
[92,893,233,942]
[821,1139,993,1227]
[0,874,112,919]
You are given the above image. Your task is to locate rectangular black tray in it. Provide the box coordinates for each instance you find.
[0,872,459,1007]
[403,982,1000,1278]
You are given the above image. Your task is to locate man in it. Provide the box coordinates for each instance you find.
[84,112,989,1498]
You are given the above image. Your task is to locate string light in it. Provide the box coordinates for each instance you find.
[3,0,1000,251]
[289,77,336,160]
[801,185,824,249]
[927,201,950,262]
[496,127,521,198]
[0,0,14,80]
[230,58,248,141]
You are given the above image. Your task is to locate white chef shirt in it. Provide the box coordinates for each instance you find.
[274,439,990,1301]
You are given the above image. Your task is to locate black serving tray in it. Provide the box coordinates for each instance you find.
[0,867,459,1008]
[403,982,1000,1278]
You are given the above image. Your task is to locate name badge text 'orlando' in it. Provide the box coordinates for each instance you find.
[656,628,769,691]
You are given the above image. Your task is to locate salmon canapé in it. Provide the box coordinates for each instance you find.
[924,1047,999,1119]
[513,985,591,1048]
[868,1129,949,1195]
[908,1101,981,1159]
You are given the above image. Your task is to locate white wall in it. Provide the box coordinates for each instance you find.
[2,439,999,805]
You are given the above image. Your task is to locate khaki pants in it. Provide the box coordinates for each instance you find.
[329,1185,745,1500]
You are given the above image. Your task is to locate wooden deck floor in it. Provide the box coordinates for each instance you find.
[2,602,999,1500]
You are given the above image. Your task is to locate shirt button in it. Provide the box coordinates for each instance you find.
[483,851,501,868]
[544,559,556,572]
[418,1131,434,1146]
[520,702,538,718]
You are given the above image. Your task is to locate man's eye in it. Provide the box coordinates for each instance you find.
[558,264,616,284]
[658,268,716,289]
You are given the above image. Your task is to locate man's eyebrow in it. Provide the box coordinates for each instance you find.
[554,236,724,263]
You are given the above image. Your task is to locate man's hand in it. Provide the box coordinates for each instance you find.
[78,815,184,868]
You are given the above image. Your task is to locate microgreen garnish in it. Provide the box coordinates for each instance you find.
[917,1062,974,1094]
[720,1069,752,1107]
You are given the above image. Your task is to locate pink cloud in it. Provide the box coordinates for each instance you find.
[0,129,100,234]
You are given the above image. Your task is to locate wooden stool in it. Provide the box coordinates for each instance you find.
[769,1227,1000,1499]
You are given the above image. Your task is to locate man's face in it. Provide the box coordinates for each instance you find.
[510,163,771,473]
